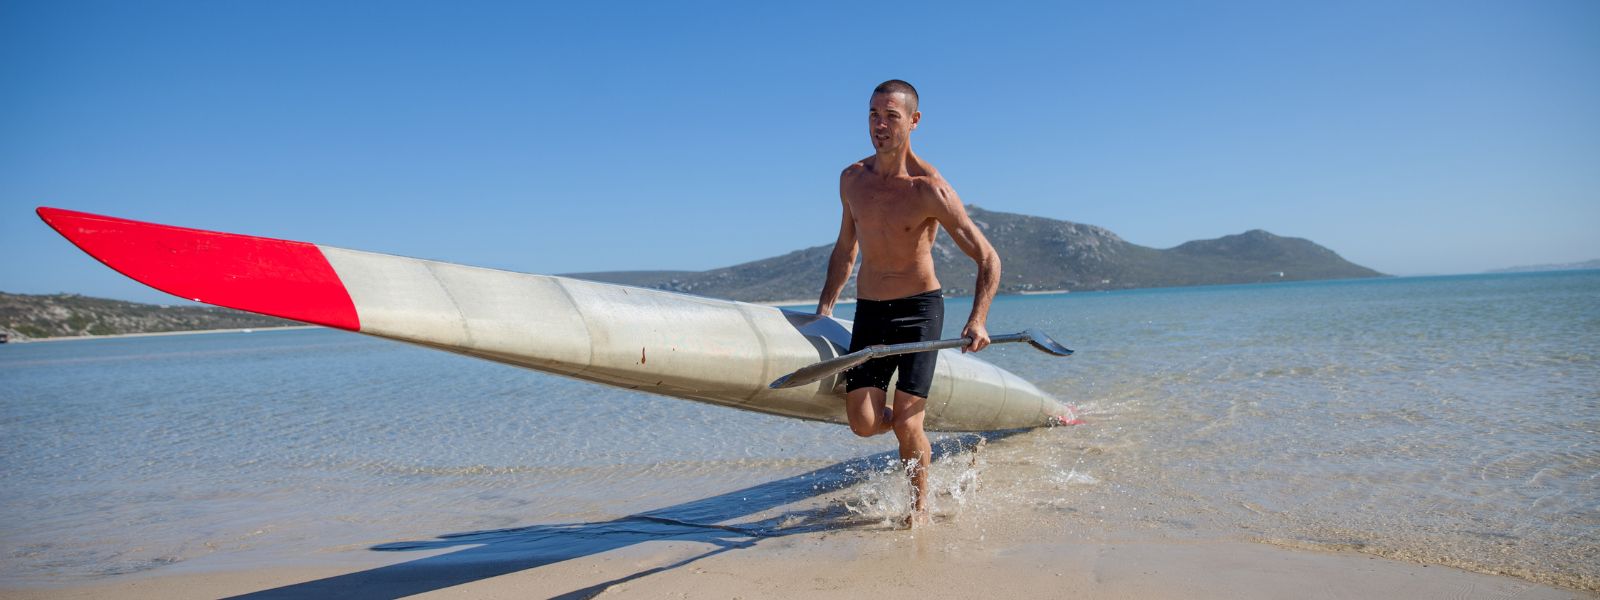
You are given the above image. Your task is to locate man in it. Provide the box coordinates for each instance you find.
[816,80,1001,528]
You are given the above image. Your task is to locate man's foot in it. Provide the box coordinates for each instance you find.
[879,406,894,434]
[900,509,931,529]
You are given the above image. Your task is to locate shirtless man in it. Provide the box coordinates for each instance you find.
[816,80,1001,527]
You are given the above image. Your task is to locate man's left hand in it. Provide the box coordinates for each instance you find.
[961,322,990,353]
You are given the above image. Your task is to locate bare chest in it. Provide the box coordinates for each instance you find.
[845,179,935,236]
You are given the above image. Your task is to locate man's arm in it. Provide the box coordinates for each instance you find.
[927,179,1000,352]
[817,189,858,317]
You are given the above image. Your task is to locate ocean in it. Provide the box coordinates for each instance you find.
[1,271,1596,591]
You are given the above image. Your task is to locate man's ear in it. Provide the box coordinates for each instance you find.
[911,111,922,129]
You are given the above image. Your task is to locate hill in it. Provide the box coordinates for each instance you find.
[567,206,1384,302]
[1,293,293,341]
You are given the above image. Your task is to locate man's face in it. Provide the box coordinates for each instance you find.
[868,92,919,153]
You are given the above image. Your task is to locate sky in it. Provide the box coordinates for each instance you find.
[3,1,1597,304]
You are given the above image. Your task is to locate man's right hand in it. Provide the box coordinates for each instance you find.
[961,322,991,353]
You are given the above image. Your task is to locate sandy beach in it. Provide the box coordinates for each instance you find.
[5,424,1594,599]
[5,501,1592,600]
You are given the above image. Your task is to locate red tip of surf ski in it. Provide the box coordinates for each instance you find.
[1049,405,1085,427]
[36,207,361,331]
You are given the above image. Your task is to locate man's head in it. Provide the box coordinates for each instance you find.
[873,79,918,114]
[869,79,920,154]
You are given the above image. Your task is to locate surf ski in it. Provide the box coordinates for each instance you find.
[36,207,1079,431]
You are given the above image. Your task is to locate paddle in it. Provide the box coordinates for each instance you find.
[768,328,1073,389]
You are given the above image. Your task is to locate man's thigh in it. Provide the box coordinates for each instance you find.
[892,389,927,427]
[846,386,888,423]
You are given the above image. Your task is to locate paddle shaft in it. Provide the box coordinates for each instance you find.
[768,330,1068,389]
[864,331,1031,358]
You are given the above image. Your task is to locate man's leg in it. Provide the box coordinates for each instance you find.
[845,386,892,437]
[892,389,932,526]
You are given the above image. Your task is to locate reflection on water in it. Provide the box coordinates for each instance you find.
[1,271,1596,591]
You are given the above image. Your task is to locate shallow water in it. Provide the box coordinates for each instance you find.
[1,271,1596,590]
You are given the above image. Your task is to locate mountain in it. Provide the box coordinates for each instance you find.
[567,206,1384,302]
[1485,259,1600,274]
[0,292,292,341]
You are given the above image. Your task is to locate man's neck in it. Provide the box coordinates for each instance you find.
[871,146,914,179]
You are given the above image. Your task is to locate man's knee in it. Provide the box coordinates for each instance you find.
[891,391,926,435]
[853,406,895,438]
[891,410,925,440]
[846,389,887,437]
[849,420,880,438]
[892,421,921,441]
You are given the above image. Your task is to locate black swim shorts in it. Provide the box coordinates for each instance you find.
[845,289,944,398]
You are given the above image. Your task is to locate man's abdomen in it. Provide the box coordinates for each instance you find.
[855,263,940,301]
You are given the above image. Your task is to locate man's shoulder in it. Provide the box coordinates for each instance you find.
[910,171,953,199]
[841,157,873,179]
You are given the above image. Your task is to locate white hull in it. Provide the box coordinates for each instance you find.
[37,207,1075,431]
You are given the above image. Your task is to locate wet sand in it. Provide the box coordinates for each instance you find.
[5,531,1591,599]
[5,436,1593,600]
[3,416,1593,599]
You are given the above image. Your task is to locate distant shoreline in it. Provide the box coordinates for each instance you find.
[757,289,1072,306]
[755,298,842,307]
[15,325,318,343]
[9,272,1591,342]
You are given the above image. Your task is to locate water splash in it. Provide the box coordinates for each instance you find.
[839,439,989,525]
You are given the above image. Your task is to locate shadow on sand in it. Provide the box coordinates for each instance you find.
[226,430,1024,600]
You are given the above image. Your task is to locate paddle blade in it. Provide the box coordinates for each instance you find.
[1024,328,1074,356]
[769,351,874,389]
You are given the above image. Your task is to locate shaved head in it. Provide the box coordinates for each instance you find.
[872,79,919,114]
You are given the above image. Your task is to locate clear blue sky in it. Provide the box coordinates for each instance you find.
[4,1,1597,304]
